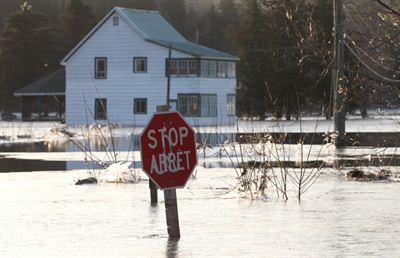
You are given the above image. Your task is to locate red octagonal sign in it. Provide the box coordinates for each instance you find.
[140,111,197,190]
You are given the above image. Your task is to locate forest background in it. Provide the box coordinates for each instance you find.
[0,0,399,120]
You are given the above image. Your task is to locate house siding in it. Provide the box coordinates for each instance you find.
[65,13,236,126]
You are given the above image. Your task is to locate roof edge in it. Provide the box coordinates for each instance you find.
[60,7,167,65]
[148,40,239,61]
[60,6,239,65]
[115,7,151,41]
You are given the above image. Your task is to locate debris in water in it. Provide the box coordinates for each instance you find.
[346,169,392,181]
[74,177,98,185]
[17,134,31,139]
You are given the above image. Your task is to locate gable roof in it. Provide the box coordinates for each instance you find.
[14,68,65,97]
[61,7,238,65]
[118,8,187,43]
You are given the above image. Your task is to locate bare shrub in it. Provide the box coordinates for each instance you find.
[222,120,326,201]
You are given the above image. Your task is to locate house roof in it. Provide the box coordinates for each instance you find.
[150,40,237,60]
[14,68,65,97]
[61,7,238,65]
[118,8,187,43]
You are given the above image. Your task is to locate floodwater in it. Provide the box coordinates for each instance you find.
[0,168,399,257]
[0,133,235,152]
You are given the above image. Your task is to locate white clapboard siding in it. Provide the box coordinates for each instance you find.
[65,12,236,126]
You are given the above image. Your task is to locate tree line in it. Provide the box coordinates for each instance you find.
[237,0,399,119]
[0,0,398,119]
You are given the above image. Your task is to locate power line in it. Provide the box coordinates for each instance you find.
[343,40,400,84]
[346,35,400,74]
[345,4,400,52]
[376,0,400,17]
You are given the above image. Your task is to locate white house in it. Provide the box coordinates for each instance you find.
[60,7,238,126]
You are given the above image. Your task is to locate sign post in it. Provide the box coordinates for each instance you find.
[140,111,197,238]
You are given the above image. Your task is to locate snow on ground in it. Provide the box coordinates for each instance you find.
[0,121,65,143]
[0,108,399,145]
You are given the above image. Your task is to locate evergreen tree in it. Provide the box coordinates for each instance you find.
[116,0,158,10]
[237,0,331,119]
[218,0,242,53]
[310,0,333,118]
[161,0,187,36]
[0,2,56,111]
[199,4,222,50]
[186,7,201,42]
[60,0,96,53]
[236,0,269,119]
[131,0,157,10]
[263,0,310,119]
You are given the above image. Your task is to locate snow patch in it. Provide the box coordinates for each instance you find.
[97,162,141,183]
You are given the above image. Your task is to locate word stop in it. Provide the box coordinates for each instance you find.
[146,126,192,175]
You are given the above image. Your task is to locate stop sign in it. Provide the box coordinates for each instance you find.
[140,111,197,189]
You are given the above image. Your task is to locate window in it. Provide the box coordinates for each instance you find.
[227,62,236,78]
[95,98,107,120]
[95,57,107,79]
[134,98,147,114]
[179,60,188,75]
[188,60,198,75]
[178,94,200,116]
[200,60,217,77]
[113,16,119,26]
[200,60,236,78]
[217,61,228,78]
[167,59,198,76]
[200,94,217,117]
[227,94,236,116]
[169,60,179,75]
[166,59,235,78]
[134,57,147,73]
[178,94,217,117]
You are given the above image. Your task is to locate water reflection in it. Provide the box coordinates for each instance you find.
[0,158,67,172]
[165,238,180,258]
[1,154,399,173]
[0,133,237,153]
[0,132,398,153]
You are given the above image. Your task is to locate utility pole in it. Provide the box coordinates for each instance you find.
[332,0,346,147]
[150,45,174,206]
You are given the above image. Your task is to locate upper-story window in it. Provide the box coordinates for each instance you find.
[134,57,147,73]
[113,17,119,26]
[201,60,236,78]
[201,60,216,77]
[227,62,236,78]
[95,57,107,79]
[168,59,198,77]
[167,59,236,78]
